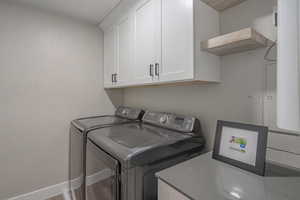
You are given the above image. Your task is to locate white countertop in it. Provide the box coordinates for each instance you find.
[156,152,300,200]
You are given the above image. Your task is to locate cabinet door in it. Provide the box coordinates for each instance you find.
[104,27,117,88]
[158,179,191,200]
[159,0,194,83]
[116,15,134,86]
[133,0,161,85]
[277,0,300,131]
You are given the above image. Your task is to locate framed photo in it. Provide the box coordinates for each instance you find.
[212,120,268,176]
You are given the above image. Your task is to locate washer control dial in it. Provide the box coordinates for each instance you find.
[160,115,168,124]
[122,109,128,116]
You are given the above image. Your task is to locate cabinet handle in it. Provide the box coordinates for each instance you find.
[115,73,117,83]
[149,64,154,77]
[155,63,159,76]
[112,74,117,83]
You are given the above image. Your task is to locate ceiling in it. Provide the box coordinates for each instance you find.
[10,0,121,24]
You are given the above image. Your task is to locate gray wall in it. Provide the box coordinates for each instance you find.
[0,1,121,199]
[124,0,277,149]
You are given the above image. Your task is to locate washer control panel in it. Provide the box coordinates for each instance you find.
[115,106,143,120]
[142,111,196,133]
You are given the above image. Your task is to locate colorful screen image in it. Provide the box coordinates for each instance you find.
[229,136,247,153]
[219,126,258,166]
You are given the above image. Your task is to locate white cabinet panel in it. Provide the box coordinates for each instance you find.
[133,0,161,84]
[104,27,117,88]
[277,0,300,131]
[116,15,134,85]
[268,132,300,155]
[160,0,194,82]
[101,0,220,88]
[158,179,190,200]
[267,149,300,169]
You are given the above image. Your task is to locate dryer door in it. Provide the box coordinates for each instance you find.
[86,139,120,200]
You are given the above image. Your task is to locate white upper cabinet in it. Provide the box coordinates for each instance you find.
[103,26,117,88]
[133,0,161,84]
[100,0,220,88]
[116,14,134,86]
[160,0,194,82]
[277,0,300,132]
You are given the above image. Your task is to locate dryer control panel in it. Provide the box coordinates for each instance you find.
[142,111,197,133]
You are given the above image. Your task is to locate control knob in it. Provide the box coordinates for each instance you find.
[122,109,128,116]
[160,115,168,124]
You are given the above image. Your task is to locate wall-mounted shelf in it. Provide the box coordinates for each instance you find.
[201,0,247,11]
[201,28,270,56]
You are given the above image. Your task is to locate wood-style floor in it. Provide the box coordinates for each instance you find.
[47,195,65,200]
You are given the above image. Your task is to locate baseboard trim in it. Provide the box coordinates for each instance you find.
[86,168,112,186]
[7,169,112,200]
[7,181,69,200]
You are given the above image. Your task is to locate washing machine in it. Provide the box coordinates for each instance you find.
[68,106,144,200]
[85,110,205,200]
